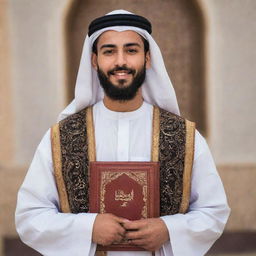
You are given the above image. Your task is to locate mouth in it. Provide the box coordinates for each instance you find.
[111,70,132,79]
[108,67,135,78]
[106,67,136,85]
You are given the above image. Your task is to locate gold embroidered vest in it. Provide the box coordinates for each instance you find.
[51,106,195,216]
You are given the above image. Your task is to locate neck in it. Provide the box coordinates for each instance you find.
[103,89,143,112]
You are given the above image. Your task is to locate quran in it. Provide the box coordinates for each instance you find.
[89,161,160,251]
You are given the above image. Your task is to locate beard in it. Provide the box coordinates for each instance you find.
[97,64,146,101]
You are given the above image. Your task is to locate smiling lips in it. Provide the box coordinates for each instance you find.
[113,70,131,79]
[107,66,136,82]
[108,66,135,76]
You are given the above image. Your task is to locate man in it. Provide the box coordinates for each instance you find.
[15,10,230,256]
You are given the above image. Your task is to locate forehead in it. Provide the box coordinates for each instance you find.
[96,30,144,47]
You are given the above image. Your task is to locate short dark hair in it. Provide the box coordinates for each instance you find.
[92,34,149,55]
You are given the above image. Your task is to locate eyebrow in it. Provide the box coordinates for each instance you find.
[100,44,116,50]
[124,43,141,48]
[99,42,142,50]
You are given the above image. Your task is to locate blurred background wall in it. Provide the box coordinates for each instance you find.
[0,0,255,255]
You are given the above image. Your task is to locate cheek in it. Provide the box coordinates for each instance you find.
[133,62,146,72]
[129,55,146,68]
[97,59,113,71]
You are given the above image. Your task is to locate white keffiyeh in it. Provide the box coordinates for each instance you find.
[58,9,180,121]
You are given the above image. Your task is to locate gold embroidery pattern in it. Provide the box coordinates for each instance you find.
[100,171,148,218]
[55,107,194,216]
[159,109,187,215]
[51,124,70,213]
[151,106,160,162]
[86,107,96,162]
[179,120,195,213]
[59,108,89,213]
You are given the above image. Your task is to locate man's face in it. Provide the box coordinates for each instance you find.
[92,30,150,100]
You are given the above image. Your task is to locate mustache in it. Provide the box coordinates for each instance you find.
[107,66,136,76]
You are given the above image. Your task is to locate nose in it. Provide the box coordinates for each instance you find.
[115,50,127,67]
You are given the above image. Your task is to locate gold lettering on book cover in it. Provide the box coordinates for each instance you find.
[100,171,147,218]
[115,190,134,204]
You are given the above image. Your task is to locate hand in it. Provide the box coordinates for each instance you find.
[92,213,128,246]
[123,218,169,251]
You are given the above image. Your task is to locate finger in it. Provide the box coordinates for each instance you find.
[123,220,145,230]
[131,239,156,251]
[117,229,126,238]
[114,216,130,225]
[125,230,145,240]
[115,223,126,236]
[129,238,147,247]
[113,233,125,244]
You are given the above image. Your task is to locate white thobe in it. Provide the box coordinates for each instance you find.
[15,101,230,256]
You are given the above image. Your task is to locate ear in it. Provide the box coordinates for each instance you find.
[145,51,151,69]
[91,53,98,70]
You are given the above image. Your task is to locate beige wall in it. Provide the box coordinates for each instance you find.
[200,0,256,164]
[7,0,70,165]
[0,0,14,166]
[1,0,256,243]
[0,2,13,254]
[199,0,256,231]
[65,0,207,133]
[0,0,72,244]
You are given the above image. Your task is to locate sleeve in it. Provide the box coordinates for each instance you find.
[15,129,98,256]
[160,131,231,256]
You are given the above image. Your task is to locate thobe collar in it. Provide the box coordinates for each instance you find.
[95,100,152,121]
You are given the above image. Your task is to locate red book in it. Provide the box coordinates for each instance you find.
[89,161,160,251]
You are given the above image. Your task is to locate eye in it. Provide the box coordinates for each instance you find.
[103,49,114,55]
[127,48,138,54]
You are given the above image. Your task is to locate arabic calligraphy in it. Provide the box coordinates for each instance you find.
[115,189,134,207]
[100,171,147,217]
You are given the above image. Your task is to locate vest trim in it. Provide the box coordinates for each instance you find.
[151,106,160,162]
[86,107,96,162]
[51,123,70,213]
[51,106,195,214]
[179,119,195,213]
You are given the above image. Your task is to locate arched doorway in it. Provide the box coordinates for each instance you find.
[65,0,206,134]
